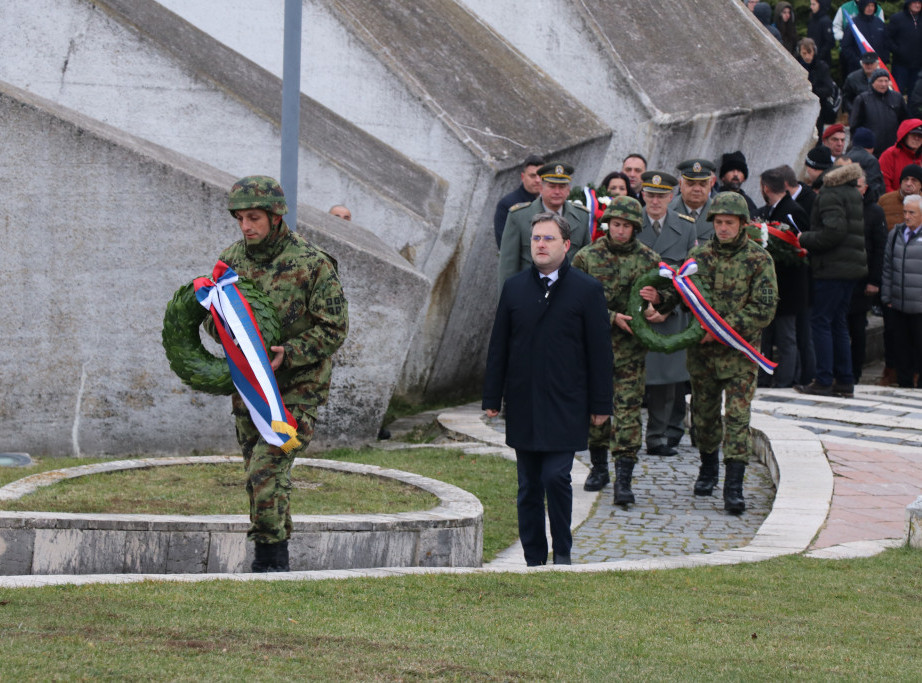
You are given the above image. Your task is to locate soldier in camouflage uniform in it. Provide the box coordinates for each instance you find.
[217,176,349,571]
[686,192,777,514]
[572,196,675,505]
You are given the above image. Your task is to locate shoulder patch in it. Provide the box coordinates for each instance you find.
[568,201,589,214]
[508,202,531,212]
[678,213,696,223]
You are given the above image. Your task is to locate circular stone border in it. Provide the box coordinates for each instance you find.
[0,456,483,576]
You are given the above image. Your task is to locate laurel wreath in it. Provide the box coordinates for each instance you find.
[628,269,706,353]
[162,278,281,395]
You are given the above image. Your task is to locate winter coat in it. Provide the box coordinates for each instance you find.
[841,10,889,76]
[773,1,798,54]
[879,118,922,192]
[753,2,783,41]
[756,195,810,316]
[850,195,888,314]
[846,146,886,198]
[483,260,613,451]
[887,2,922,72]
[881,222,922,314]
[849,87,908,155]
[807,0,835,66]
[801,163,869,281]
[842,68,870,114]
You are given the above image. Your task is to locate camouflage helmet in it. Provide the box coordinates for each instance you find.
[706,191,750,223]
[601,195,643,231]
[227,175,288,217]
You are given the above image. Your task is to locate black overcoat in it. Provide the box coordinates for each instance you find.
[482,260,613,452]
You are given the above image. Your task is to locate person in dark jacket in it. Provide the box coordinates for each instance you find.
[843,52,881,115]
[483,212,613,566]
[796,162,869,397]
[850,70,908,156]
[756,167,811,388]
[752,2,782,41]
[808,0,836,67]
[910,73,922,119]
[798,38,838,136]
[886,0,922,96]
[847,127,886,198]
[493,154,544,249]
[774,1,799,54]
[880,193,922,387]
[841,0,889,78]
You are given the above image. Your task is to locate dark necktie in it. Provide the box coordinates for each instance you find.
[542,276,552,298]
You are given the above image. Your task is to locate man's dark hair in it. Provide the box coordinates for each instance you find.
[760,167,787,195]
[523,154,545,169]
[622,153,648,166]
[531,211,572,242]
[777,164,799,188]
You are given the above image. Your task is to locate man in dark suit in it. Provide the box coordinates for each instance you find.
[483,212,613,567]
[756,167,811,387]
[637,171,697,456]
[493,154,544,249]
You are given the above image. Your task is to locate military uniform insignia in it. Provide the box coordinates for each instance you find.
[509,202,531,212]
[652,174,662,185]
[555,164,564,175]
[678,213,696,222]
[692,162,702,173]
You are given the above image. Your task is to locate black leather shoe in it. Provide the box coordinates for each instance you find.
[667,435,683,448]
[647,443,678,457]
[553,553,571,565]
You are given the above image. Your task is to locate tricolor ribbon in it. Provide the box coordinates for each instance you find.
[658,259,777,375]
[845,13,899,92]
[583,186,601,241]
[193,261,301,453]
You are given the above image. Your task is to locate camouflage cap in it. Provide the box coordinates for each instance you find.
[601,195,643,230]
[227,175,288,216]
[706,191,751,223]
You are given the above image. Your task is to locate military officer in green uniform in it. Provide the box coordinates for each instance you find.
[686,192,777,514]
[638,171,698,456]
[572,196,675,505]
[498,161,591,291]
[670,159,717,241]
[215,176,349,571]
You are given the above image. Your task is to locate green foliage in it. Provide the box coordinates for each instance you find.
[1,548,920,679]
[161,278,281,395]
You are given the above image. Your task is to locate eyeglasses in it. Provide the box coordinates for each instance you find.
[531,235,559,242]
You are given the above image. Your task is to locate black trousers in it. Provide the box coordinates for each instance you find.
[515,450,574,565]
[889,308,922,387]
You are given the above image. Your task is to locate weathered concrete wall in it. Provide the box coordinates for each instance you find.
[463,0,819,198]
[0,82,428,454]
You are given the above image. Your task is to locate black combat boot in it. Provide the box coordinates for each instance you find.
[269,540,290,572]
[693,450,720,497]
[251,542,275,572]
[583,447,610,491]
[613,458,636,506]
[723,460,747,514]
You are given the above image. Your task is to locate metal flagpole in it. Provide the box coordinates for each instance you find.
[280,0,302,227]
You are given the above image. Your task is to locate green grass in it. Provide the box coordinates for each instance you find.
[0,447,519,560]
[0,463,437,516]
[0,547,919,680]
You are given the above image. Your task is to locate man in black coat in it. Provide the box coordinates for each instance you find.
[483,212,613,567]
[493,154,544,249]
[756,168,811,388]
[850,70,908,156]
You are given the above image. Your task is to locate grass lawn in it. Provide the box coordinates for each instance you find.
[0,547,919,679]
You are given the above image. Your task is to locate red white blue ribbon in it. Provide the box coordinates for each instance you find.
[658,259,777,375]
[193,261,301,452]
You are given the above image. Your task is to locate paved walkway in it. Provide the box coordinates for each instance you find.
[2,381,920,587]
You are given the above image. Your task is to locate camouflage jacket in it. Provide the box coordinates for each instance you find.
[217,221,349,416]
[571,236,673,364]
[686,229,778,375]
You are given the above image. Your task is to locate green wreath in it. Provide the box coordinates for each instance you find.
[162,278,281,395]
[628,269,707,353]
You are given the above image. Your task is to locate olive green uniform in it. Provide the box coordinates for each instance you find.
[217,221,349,543]
[572,237,671,462]
[686,230,777,463]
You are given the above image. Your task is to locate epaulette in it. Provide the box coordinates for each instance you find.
[568,201,589,213]
[677,213,696,222]
[508,202,532,213]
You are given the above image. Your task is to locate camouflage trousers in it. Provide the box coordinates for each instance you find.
[688,364,757,463]
[235,405,314,543]
[588,357,646,461]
